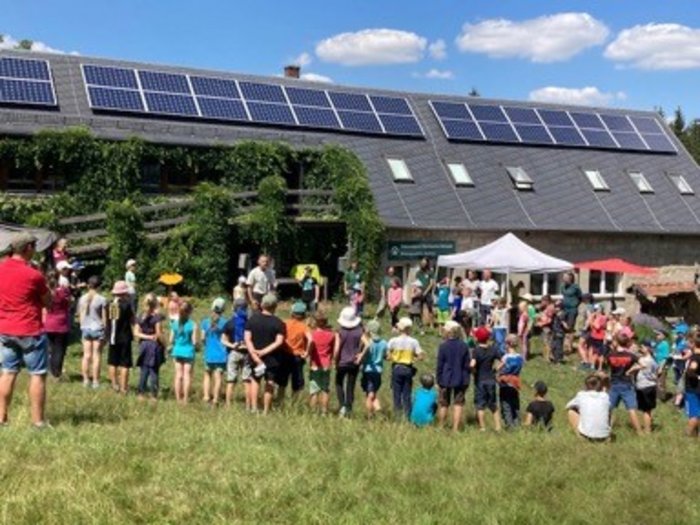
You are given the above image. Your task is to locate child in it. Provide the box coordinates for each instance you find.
[470,326,502,432]
[497,334,524,428]
[222,299,253,409]
[108,280,136,394]
[435,278,451,331]
[309,310,335,415]
[134,294,164,400]
[550,301,569,364]
[409,281,424,332]
[683,334,700,437]
[451,276,463,319]
[489,297,509,356]
[587,305,607,370]
[78,275,107,389]
[436,321,470,432]
[460,286,477,333]
[232,276,247,303]
[635,340,659,434]
[359,320,388,418]
[281,301,311,401]
[169,301,197,405]
[388,317,424,419]
[576,293,594,370]
[201,298,228,406]
[387,277,404,328]
[410,374,438,427]
[606,332,643,435]
[351,282,364,317]
[566,374,611,441]
[167,291,181,322]
[525,380,555,430]
[517,301,530,360]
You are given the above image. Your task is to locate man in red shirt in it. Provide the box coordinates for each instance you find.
[0,232,51,427]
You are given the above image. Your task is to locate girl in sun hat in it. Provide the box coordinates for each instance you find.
[108,280,136,394]
[334,306,365,417]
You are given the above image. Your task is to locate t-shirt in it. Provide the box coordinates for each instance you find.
[551,310,567,337]
[310,328,335,369]
[684,354,700,395]
[560,283,582,313]
[337,326,364,367]
[526,400,555,429]
[410,388,437,427]
[416,269,433,292]
[0,257,49,336]
[44,286,72,334]
[109,299,134,345]
[436,285,450,311]
[285,318,309,357]
[590,314,607,341]
[491,307,509,329]
[245,312,285,352]
[125,270,136,293]
[479,279,499,305]
[381,275,394,293]
[201,316,227,364]
[636,355,658,390]
[224,309,247,345]
[436,338,470,388]
[300,277,318,302]
[607,349,638,385]
[78,292,107,332]
[171,318,196,360]
[388,334,423,366]
[344,268,363,289]
[566,391,611,439]
[246,267,276,296]
[501,353,524,376]
[654,340,670,364]
[473,345,499,384]
[363,338,388,373]
[232,285,247,302]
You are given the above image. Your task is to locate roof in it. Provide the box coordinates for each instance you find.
[2,50,700,235]
[634,281,699,298]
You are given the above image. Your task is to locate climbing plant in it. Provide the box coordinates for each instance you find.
[104,200,145,285]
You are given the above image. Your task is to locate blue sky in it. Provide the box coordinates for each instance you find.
[3,0,700,118]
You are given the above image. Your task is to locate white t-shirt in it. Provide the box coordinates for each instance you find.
[566,390,611,439]
[479,279,500,305]
[125,270,136,294]
[246,267,276,296]
[461,279,477,297]
[636,355,658,390]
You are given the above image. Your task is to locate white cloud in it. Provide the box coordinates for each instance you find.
[455,12,609,62]
[316,28,427,66]
[291,52,312,67]
[413,68,454,80]
[528,86,626,107]
[300,72,333,83]
[0,33,67,54]
[605,23,700,70]
[428,39,447,60]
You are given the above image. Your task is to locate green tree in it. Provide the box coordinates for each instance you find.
[104,200,145,285]
[237,175,290,256]
[16,39,33,50]
[671,107,686,137]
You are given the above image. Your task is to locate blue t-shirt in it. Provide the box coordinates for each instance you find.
[363,338,388,373]
[224,309,248,345]
[410,388,437,427]
[171,319,196,360]
[436,285,450,311]
[653,340,670,364]
[201,316,227,364]
[501,353,524,376]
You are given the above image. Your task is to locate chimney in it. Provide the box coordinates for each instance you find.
[284,65,301,79]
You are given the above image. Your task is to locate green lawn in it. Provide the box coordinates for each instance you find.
[0,302,697,524]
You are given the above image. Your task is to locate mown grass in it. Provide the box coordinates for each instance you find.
[0,302,697,524]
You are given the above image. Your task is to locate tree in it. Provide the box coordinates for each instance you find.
[671,107,686,137]
[468,87,480,97]
[16,39,33,50]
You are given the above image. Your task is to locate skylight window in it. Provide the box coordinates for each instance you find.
[669,174,694,195]
[387,158,413,182]
[584,169,609,191]
[446,162,474,187]
[506,166,533,190]
[629,171,654,193]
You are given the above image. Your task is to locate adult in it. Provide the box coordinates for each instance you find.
[78,276,107,388]
[415,258,435,330]
[125,259,138,311]
[298,266,320,313]
[246,255,277,310]
[560,272,582,353]
[479,270,499,326]
[52,238,69,266]
[244,293,285,415]
[343,260,363,299]
[376,266,396,318]
[44,271,73,380]
[108,281,136,394]
[0,233,51,428]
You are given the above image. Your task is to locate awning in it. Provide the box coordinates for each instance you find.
[575,258,656,275]
[0,223,58,254]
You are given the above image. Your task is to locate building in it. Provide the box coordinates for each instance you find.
[1,50,700,297]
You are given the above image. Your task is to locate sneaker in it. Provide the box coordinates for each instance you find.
[91,382,100,390]
[32,421,53,431]
[83,379,90,388]
[339,406,348,418]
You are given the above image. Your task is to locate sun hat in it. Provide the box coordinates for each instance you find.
[337,306,362,329]
[111,280,130,295]
[291,301,307,315]
[125,259,137,269]
[521,293,534,302]
[396,317,413,331]
[237,275,247,284]
[473,326,491,344]
[56,260,72,271]
[366,320,381,338]
[10,232,37,251]
[211,297,226,313]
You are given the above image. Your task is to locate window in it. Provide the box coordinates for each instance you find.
[588,270,620,295]
[584,169,609,191]
[506,166,533,190]
[530,273,559,297]
[446,162,474,187]
[387,158,413,182]
[140,163,162,194]
[629,171,654,193]
[669,174,694,195]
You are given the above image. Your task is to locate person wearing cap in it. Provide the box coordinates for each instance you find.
[124,259,137,310]
[334,306,365,417]
[244,293,285,415]
[200,298,228,405]
[134,294,165,400]
[0,232,51,428]
[108,280,137,394]
[358,320,388,417]
[222,298,252,409]
[298,267,319,314]
[436,320,470,432]
[387,317,424,419]
[278,301,312,402]
[78,275,108,388]
[232,276,248,304]
[246,255,277,311]
[44,270,74,380]
[470,326,502,432]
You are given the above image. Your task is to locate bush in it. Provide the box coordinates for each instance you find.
[104,200,145,285]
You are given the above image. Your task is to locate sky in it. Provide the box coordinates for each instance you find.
[3,0,700,118]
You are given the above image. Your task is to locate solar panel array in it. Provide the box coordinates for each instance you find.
[0,56,57,107]
[429,100,677,154]
[82,64,424,138]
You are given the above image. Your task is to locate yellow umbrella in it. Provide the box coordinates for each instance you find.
[158,273,183,286]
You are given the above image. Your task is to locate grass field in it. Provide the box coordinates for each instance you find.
[0,301,697,524]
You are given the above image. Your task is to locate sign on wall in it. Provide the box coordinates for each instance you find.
[387,240,456,261]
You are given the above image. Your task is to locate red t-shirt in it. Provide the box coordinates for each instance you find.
[310,327,335,369]
[0,258,49,336]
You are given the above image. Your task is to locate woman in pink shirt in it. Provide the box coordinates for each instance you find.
[44,271,73,379]
[387,277,404,328]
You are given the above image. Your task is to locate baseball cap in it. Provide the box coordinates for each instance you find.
[211,297,226,313]
[237,275,246,284]
[396,317,413,331]
[291,301,307,315]
[473,326,491,344]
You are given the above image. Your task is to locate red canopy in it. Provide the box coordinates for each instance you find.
[574,258,657,275]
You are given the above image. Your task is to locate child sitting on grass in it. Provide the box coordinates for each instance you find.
[566,374,611,441]
[359,320,388,418]
[497,334,524,428]
[471,326,502,432]
[410,373,438,427]
[200,298,228,406]
[308,310,335,415]
[524,381,555,431]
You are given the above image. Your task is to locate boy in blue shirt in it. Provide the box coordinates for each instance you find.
[359,320,388,418]
[222,298,252,408]
[200,298,228,406]
[410,374,438,427]
[435,278,451,331]
[498,334,524,428]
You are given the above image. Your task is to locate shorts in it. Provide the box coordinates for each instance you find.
[361,371,382,394]
[587,338,606,356]
[276,354,305,391]
[474,382,497,412]
[173,357,194,364]
[206,362,226,372]
[309,368,331,394]
[686,391,700,419]
[0,334,48,375]
[422,294,434,313]
[81,328,105,341]
[564,311,578,332]
[436,309,450,324]
[636,386,657,412]
[108,342,133,368]
[439,386,467,407]
[609,382,637,410]
[226,350,252,383]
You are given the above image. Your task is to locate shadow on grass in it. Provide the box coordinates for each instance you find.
[51,409,127,427]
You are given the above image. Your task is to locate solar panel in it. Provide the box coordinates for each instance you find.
[630,116,662,134]
[197,97,248,120]
[190,76,240,99]
[548,126,586,146]
[246,101,296,124]
[479,122,519,142]
[431,101,471,120]
[611,131,647,150]
[370,95,412,115]
[640,133,676,152]
[469,104,508,123]
[514,124,553,144]
[139,71,190,94]
[87,86,144,112]
[600,114,634,132]
[378,114,422,136]
[328,91,372,112]
[580,128,617,148]
[441,119,483,140]
[337,110,382,133]
[285,87,330,107]
[0,78,55,105]
[570,112,605,130]
[293,106,340,128]
[504,107,541,125]
[83,65,138,89]
[144,92,198,116]
[0,57,51,80]
[537,109,574,127]
[239,82,286,103]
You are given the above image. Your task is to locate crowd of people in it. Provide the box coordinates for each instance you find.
[1,238,700,440]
